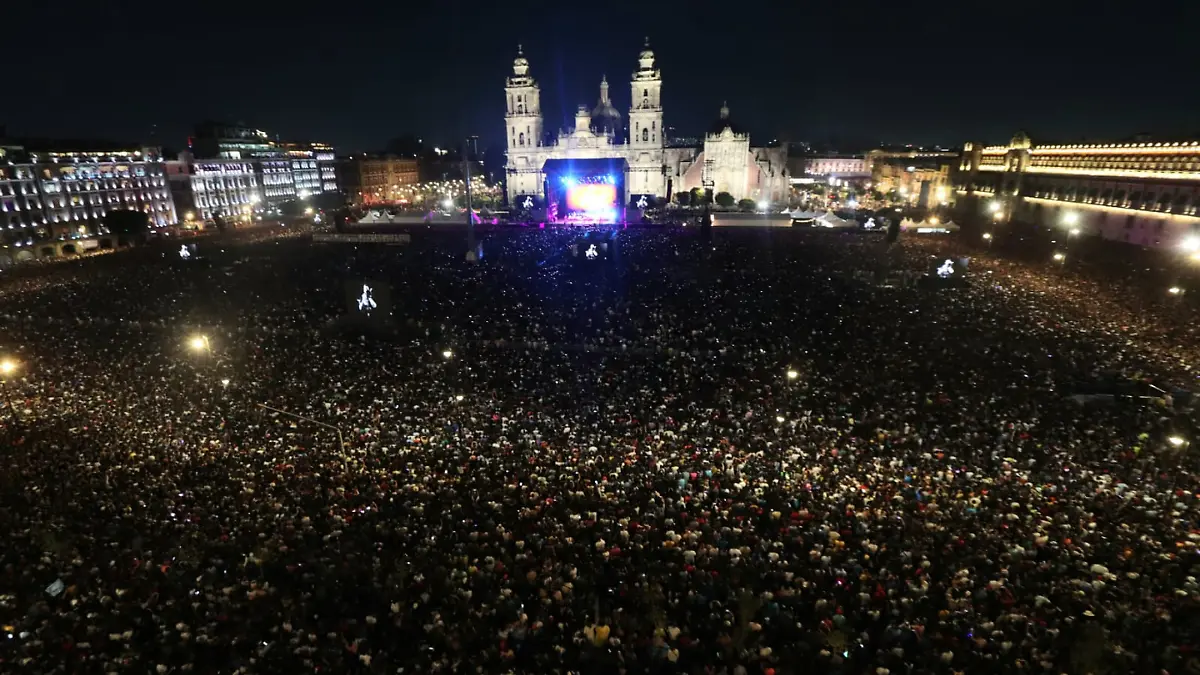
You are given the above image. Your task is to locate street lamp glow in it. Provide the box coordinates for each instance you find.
[188,335,209,352]
[0,358,17,375]
[988,200,1002,213]
[982,232,992,240]
[1168,435,1186,447]
[757,200,769,211]
[1052,252,1065,262]
[1062,211,1080,226]
[442,198,454,210]
[1181,235,1200,253]
[928,216,939,225]
[1168,286,1183,295]
[786,369,799,380]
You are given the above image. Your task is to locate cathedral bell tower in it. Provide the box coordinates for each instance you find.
[505,45,543,152]
[627,37,664,198]
[504,45,545,203]
[629,37,662,150]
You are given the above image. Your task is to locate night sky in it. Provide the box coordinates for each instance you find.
[5,0,1198,154]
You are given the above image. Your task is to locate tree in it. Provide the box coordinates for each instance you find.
[103,209,149,236]
[674,191,691,207]
[737,198,756,211]
[689,187,702,205]
[809,184,827,196]
[715,191,735,208]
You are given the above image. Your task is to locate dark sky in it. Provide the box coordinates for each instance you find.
[5,0,1198,154]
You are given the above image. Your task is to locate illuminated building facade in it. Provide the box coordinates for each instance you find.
[190,159,261,221]
[804,156,869,179]
[955,133,1200,247]
[189,123,339,213]
[503,41,787,205]
[351,156,420,205]
[1,145,176,244]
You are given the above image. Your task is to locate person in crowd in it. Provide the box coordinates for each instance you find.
[0,227,1196,675]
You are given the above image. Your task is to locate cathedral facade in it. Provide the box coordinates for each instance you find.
[503,41,788,207]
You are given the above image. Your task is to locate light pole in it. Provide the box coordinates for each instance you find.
[256,403,348,467]
[464,138,476,262]
[1,358,20,413]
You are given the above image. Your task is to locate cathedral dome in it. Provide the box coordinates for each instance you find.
[590,75,622,135]
[708,101,745,135]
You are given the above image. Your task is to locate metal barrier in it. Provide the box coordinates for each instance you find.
[311,233,412,244]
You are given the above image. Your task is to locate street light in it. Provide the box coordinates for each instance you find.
[188,335,210,352]
[0,358,18,376]
[988,200,1002,213]
[1062,211,1080,226]
[1181,235,1200,253]
[1052,252,1065,262]
[1168,286,1184,295]
[786,369,799,380]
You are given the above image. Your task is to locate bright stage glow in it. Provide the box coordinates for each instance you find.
[567,183,617,214]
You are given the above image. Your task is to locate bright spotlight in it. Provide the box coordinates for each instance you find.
[758,200,769,211]
[1062,211,1080,226]
[1168,435,1186,447]
[786,369,799,380]
[1168,286,1184,295]
[188,335,209,352]
[928,216,939,225]
[988,200,1002,213]
[442,349,453,359]
[1069,228,1080,236]
[442,198,454,210]
[0,359,17,375]
[1052,252,1065,262]
[1181,235,1200,253]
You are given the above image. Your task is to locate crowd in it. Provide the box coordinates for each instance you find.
[0,227,1197,675]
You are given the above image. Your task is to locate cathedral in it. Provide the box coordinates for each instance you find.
[503,40,788,207]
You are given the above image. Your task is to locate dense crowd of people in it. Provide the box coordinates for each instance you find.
[1,227,1197,674]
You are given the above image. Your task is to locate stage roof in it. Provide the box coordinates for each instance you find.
[541,157,629,177]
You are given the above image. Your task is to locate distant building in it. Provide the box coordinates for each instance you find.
[348,156,420,205]
[867,150,958,206]
[186,123,338,218]
[800,155,870,180]
[0,143,176,244]
[955,133,1200,247]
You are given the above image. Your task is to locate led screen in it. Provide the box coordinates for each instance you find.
[567,183,617,213]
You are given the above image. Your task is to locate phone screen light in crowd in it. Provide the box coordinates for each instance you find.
[775,416,785,423]
[221,378,230,387]
[982,233,992,240]
[786,369,799,380]
[442,349,453,359]
[1168,286,1184,295]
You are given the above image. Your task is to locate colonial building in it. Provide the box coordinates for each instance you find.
[0,144,176,244]
[503,41,788,206]
[955,133,1200,248]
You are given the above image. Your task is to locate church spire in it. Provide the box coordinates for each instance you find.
[600,75,609,103]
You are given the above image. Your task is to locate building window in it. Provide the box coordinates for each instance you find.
[642,128,649,142]
[519,132,525,146]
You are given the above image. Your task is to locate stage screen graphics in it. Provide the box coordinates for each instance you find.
[567,183,618,213]
[343,279,392,320]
